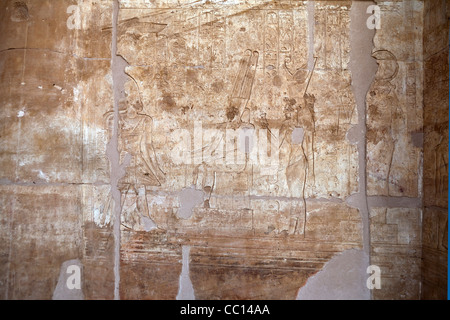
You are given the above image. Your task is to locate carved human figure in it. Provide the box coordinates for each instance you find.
[190,50,259,208]
[105,80,165,230]
[367,50,402,194]
[279,94,316,235]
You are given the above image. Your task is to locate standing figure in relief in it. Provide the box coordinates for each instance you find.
[435,124,449,200]
[279,93,316,235]
[104,79,166,230]
[366,50,402,195]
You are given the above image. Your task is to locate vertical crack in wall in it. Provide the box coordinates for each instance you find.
[108,0,129,300]
[348,0,377,257]
[296,1,377,300]
[176,246,196,300]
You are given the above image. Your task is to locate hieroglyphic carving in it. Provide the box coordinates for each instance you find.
[115,0,362,300]
[368,0,424,199]
[264,11,279,77]
[199,9,227,69]
[279,11,294,60]
[314,3,351,71]
[263,9,298,78]
[0,0,433,301]
[116,0,359,225]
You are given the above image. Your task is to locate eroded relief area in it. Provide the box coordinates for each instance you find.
[0,0,440,301]
[367,1,425,299]
[111,0,362,299]
[367,1,423,197]
[0,0,115,300]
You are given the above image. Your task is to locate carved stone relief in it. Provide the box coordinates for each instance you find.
[0,0,441,301]
[114,0,362,299]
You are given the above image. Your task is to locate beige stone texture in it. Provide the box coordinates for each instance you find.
[421,0,449,300]
[0,186,82,299]
[370,207,422,300]
[0,0,447,301]
[367,0,423,197]
[114,0,364,299]
[0,0,114,300]
[422,207,448,299]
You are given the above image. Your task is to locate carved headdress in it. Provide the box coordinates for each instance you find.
[372,50,399,82]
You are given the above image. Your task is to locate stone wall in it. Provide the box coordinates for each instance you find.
[422,0,449,300]
[368,0,424,300]
[0,0,113,299]
[0,0,447,300]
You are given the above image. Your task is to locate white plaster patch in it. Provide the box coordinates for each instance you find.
[291,127,305,145]
[296,249,370,300]
[73,87,80,102]
[176,246,196,300]
[17,110,25,118]
[94,207,110,228]
[37,170,50,182]
[178,187,204,219]
[142,216,157,232]
[93,208,101,222]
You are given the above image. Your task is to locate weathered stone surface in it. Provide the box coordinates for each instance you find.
[116,0,358,200]
[367,0,423,197]
[0,49,81,183]
[80,60,114,184]
[423,51,449,209]
[120,230,182,300]
[423,207,448,253]
[0,0,114,300]
[421,0,449,300]
[119,197,363,299]
[0,186,82,300]
[422,207,448,300]
[0,0,112,184]
[370,207,422,300]
[0,0,112,58]
[0,0,446,301]
[113,0,365,299]
[423,0,449,209]
[82,185,115,299]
